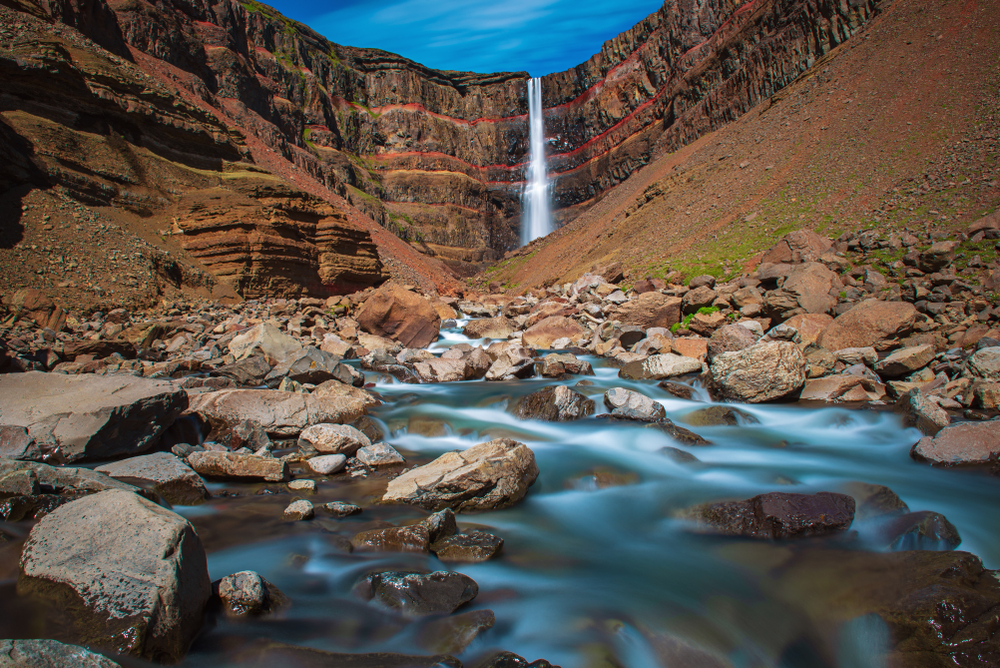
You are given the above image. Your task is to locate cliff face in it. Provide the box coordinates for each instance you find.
[66,0,879,271]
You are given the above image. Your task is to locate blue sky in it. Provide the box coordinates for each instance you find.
[267,0,664,77]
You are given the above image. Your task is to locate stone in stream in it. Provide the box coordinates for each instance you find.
[18,490,211,662]
[306,454,347,475]
[382,438,539,512]
[356,443,405,467]
[187,451,287,482]
[471,651,558,668]
[539,352,594,377]
[681,491,855,539]
[800,374,886,403]
[910,421,1000,466]
[709,341,806,403]
[485,347,536,381]
[228,321,302,362]
[221,419,272,453]
[0,639,122,667]
[215,570,289,617]
[602,387,665,421]
[418,609,496,655]
[322,501,362,517]
[431,530,504,563]
[876,511,962,551]
[619,354,702,380]
[413,358,468,383]
[421,508,459,542]
[95,452,208,505]
[681,406,759,427]
[660,447,700,463]
[511,385,595,422]
[352,524,431,553]
[312,379,382,407]
[355,284,442,349]
[841,482,909,520]
[186,390,367,438]
[356,571,478,616]
[895,389,951,436]
[298,423,371,455]
[231,642,461,667]
[264,347,360,388]
[288,479,316,492]
[283,499,314,521]
[0,371,187,463]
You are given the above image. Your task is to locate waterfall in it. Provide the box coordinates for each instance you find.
[521,77,552,245]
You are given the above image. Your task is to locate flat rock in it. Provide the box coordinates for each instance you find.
[357,571,478,616]
[357,443,405,467]
[0,639,121,667]
[431,530,504,563]
[96,453,208,505]
[187,451,287,482]
[306,454,347,475]
[710,341,807,403]
[800,375,886,403]
[413,358,468,383]
[463,317,516,340]
[0,371,186,463]
[511,385,595,422]
[619,354,702,380]
[613,293,683,330]
[682,491,855,539]
[283,499,314,521]
[186,390,366,438]
[382,438,538,512]
[875,344,936,379]
[228,322,302,363]
[352,525,430,553]
[602,387,665,421]
[18,490,210,661]
[911,421,1000,466]
[819,299,917,351]
[298,423,371,455]
[322,501,362,517]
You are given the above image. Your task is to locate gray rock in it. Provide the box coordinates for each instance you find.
[95,453,207,506]
[709,342,807,403]
[215,570,288,616]
[896,390,951,436]
[0,425,40,460]
[228,322,302,363]
[966,347,1000,381]
[431,530,504,563]
[0,639,121,667]
[0,372,186,463]
[186,390,366,438]
[357,443,405,467]
[19,490,210,661]
[511,385,595,422]
[265,347,361,388]
[283,499,314,521]
[357,571,478,616]
[212,355,272,387]
[602,387,665,421]
[619,354,702,380]
[306,454,347,475]
[298,423,371,455]
[187,451,287,482]
[322,501,362,517]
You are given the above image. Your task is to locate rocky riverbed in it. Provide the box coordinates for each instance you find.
[1,225,1000,667]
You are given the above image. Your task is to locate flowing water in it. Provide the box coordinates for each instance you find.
[521,77,552,245]
[3,321,1000,667]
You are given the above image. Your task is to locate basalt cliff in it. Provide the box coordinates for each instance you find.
[0,0,885,305]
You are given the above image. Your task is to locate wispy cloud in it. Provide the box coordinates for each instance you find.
[296,0,663,77]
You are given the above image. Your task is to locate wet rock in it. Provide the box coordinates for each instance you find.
[357,443,405,467]
[95,452,208,505]
[419,609,496,655]
[681,406,758,427]
[298,423,371,455]
[233,642,460,667]
[283,499,314,521]
[522,316,586,349]
[539,352,594,377]
[819,300,917,352]
[431,530,504,563]
[0,639,121,667]
[421,508,459,542]
[187,390,366,438]
[878,511,961,551]
[567,467,639,490]
[351,525,431,553]
[413,358,468,383]
[355,284,442,349]
[512,385,595,422]
[842,482,909,520]
[602,387,665,421]
[306,454,347,475]
[215,570,288,616]
[657,381,695,400]
[382,438,539,512]
[471,651,558,668]
[966,346,1000,381]
[357,570,478,616]
[0,425,40,461]
[228,322,302,363]
[322,501,362,517]
[895,390,950,436]
[911,421,1000,466]
[619,353,702,380]
[288,479,316,492]
[706,324,758,361]
[485,347,536,381]
[0,459,143,500]
[874,345,936,379]
[682,491,855,539]
[464,317,516,339]
[0,371,186,463]
[187,451,287,482]
[19,490,210,662]
[221,419,272,453]
[660,447,700,463]
[710,342,806,403]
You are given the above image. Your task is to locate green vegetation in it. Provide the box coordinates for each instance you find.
[671,306,720,333]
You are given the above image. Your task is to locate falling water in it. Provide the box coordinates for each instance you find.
[521,77,552,245]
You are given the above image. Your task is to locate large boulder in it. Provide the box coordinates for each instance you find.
[707,324,758,361]
[619,354,702,380]
[356,571,478,617]
[819,300,917,352]
[682,491,855,538]
[298,423,370,455]
[0,639,121,667]
[709,342,807,403]
[382,438,538,512]
[95,453,208,505]
[0,372,186,463]
[511,385,595,422]
[522,316,587,349]
[602,388,665,421]
[355,284,441,348]
[18,490,211,661]
[228,322,302,363]
[966,347,1000,381]
[760,230,833,264]
[780,263,841,314]
[910,422,1000,466]
[463,317,516,340]
[874,344,936,379]
[613,292,682,330]
[185,390,366,437]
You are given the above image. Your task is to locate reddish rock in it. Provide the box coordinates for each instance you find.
[783,313,833,347]
[356,284,441,349]
[760,230,833,264]
[780,263,841,314]
[613,293,682,330]
[671,337,708,361]
[911,422,1000,466]
[683,491,855,539]
[707,324,758,360]
[819,300,917,352]
[522,316,586,349]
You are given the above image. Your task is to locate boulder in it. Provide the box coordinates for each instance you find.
[352,525,430,553]
[312,379,381,408]
[356,571,478,617]
[911,421,1000,466]
[841,482,909,520]
[896,390,950,436]
[522,316,586,349]
[710,342,807,403]
[95,453,208,505]
[18,490,210,661]
[511,386,595,422]
[0,372,186,463]
[619,354,702,380]
[431,530,504,563]
[215,570,287,616]
[382,438,538,512]
[228,322,302,363]
[306,454,347,475]
[966,347,1000,381]
[613,292,683,329]
[0,425,41,460]
[283,499,314,521]
[186,390,366,438]
[355,284,441,348]
[783,313,833,347]
[781,263,841,314]
[878,511,961,551]
[602,388,665,421]
[706,324,758,361]
[760,230,833,264]
[539,353,594,377]
[463,317,516,340]
[875,345,936,379]
[800,375,886,403]
[212,355,272,387]
[917,240,959,273]
[298,423,371,455]
[485,347,536,381]
[187,451,287,482]
[357,443,405,467]
[413,358,468,383]
[0,639,121,668]
[681,286,718,313]
[682,491,855,539]
[264,347,359,388]
[819,300,917,352]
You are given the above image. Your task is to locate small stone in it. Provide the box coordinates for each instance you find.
[216,570,288,616]
[307,454,347,475]
[288,479,316,492]
[298,423,371,455]
[356,570,478,616]
[431,530,504,562]
[322,501,362,517]
[356,443,405,467]
[283,499,314,521]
